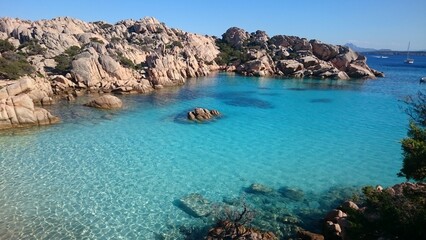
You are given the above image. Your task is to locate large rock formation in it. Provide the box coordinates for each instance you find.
[0,16,219,95]
[0,77,59,129]
[218,27,383,79]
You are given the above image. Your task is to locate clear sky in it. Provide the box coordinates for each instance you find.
[1,0,425,50]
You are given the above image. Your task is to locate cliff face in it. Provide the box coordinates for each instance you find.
[217,27,384,79]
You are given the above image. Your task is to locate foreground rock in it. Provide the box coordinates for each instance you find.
[207,220,277,240]
[0,78,59,130]
[187,108,220,121]
[84,95,122,109]
[177,193,212,217]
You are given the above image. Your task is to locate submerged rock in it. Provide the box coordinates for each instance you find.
[84,94,122,109]
[278,186,304,201]
[187,108,220,122]
[177,193,212,217]
[246,183,274,194]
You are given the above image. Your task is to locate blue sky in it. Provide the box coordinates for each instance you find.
[1,0,425,50]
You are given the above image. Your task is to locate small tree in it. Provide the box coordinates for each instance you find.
[399,91,426,181]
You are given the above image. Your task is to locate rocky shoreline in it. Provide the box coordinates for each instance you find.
[0,16,383,130]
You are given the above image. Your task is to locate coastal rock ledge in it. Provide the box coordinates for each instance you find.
[0,78,59,130]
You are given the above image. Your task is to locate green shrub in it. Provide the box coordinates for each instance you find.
[18,39,46,56]
[89,37,104,44]
[118,56,135,69]
[399,91,426,181]
[0,51,34,79]
[214,39,249,65]
[347,186,426,239]
[53,46,81,74]
[0,39,15,53]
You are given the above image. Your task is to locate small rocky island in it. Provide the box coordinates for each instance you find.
[0,16,382,130]
[187,108,220,122]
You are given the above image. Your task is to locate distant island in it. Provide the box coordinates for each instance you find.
[345,43,426,56]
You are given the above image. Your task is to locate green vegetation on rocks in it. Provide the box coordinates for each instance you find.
[0,39,15,53]
[399,91,426,181]
[214,39,249,66]
[0,51,34,79]
[53,46,81,74]
[18,39,46,56]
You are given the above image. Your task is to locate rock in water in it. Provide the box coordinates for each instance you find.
[246,183,274,194]
[177,193,211,217]
[278,186,304,201]
[187,108,220,122]
[84,95,122,109]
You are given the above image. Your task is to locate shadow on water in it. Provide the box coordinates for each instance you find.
[310,98,333,103]
[223,97,274,109]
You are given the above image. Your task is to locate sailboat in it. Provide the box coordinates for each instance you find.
[404,42,414,64]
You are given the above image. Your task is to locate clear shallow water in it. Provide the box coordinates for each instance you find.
[1,55,426,239]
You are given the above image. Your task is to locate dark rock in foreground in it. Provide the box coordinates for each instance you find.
[187,108,220,122]
[207,220,277,240]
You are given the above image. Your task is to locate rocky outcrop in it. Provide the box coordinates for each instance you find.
[187,108,220,121]
[0,78,59,129]
[222,27,250,49]
[220,28,383,79]
[0,16,219,94]
[84,94,123,109]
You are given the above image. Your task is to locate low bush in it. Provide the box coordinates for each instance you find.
[0,51,34,79]
[53,46,81,74]
[18,39,46,56]
[347,185,426,239]
[0,39,15,53]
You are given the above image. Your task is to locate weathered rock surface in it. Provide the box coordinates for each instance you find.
[84,94,122,109]
[187,108,220,121]
[177,193,212,217]
[0,78,59,129]
[0,16,219,95]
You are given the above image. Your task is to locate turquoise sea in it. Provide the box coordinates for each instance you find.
[1,55,426,239]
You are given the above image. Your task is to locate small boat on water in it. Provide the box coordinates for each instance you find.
[404,41,414,64]
[420,77,426,84]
